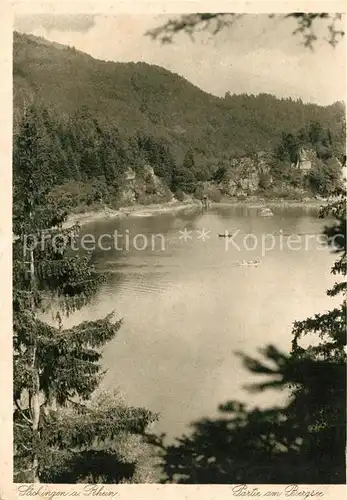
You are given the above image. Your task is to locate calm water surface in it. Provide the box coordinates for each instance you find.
[65,205,337,440]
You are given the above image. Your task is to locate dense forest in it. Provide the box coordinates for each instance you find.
[12,29,346,483]
[13,32,346,212]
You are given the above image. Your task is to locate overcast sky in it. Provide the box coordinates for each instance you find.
[14,13,346,105]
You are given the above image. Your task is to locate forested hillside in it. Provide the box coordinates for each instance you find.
[13,31,346,210]
[12,28,347,484]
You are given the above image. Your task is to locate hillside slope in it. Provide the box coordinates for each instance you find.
[13,31,345,160]
[13,32,346,213]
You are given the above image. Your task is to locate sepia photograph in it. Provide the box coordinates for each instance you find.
[11,4,346,487]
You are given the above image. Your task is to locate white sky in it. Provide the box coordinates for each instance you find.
[14,13,346,105]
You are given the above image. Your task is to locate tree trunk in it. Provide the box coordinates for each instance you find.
[29,244,40,483]
[31,353,40,483]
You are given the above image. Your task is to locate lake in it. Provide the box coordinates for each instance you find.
[64,204,337,441]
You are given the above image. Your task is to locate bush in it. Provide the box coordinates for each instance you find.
[194,185,204,200]
[237,194,247,201]
[174,190,185,202]
[207,186,222,202]
[213,165,228,183]
[316,143,333,160]
[259,188,303,200]
[306,163,342,197]
[258,172,272,190]
[136,194,161,205]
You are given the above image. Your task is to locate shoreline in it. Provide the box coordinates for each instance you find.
[216,198,324,209]
[63,197,324,229]
[62,199,204,228]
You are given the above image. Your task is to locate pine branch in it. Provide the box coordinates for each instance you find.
[14,422,30,429]
[19,442,33,452]
[42,404,158,449]
[13,465,36,476]
[292,306,346,351]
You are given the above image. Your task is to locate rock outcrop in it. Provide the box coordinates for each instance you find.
[119,165,173,205]
[219,151,273,196]
[294,148,317,171]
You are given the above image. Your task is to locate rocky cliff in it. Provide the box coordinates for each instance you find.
[119,165,173,205]
[119,146,344,203]
[217,151,273,196]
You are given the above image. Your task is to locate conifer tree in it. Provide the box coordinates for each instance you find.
[288,188,346,482]
[13,105,157,483]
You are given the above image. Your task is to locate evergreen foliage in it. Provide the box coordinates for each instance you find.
[147,190,346,484]
[13,107,158,483]
[12,29,346,484]
[13,32,346,204]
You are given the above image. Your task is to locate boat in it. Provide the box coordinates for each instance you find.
[239,259,260,267]
[259,207,274,217]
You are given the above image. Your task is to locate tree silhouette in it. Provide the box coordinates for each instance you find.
[147,345,345,484]
[147,13,345,49]
[146,190,346,484]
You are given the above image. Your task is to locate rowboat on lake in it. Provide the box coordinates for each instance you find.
[259,207,274,217]
[239,259,261,267]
